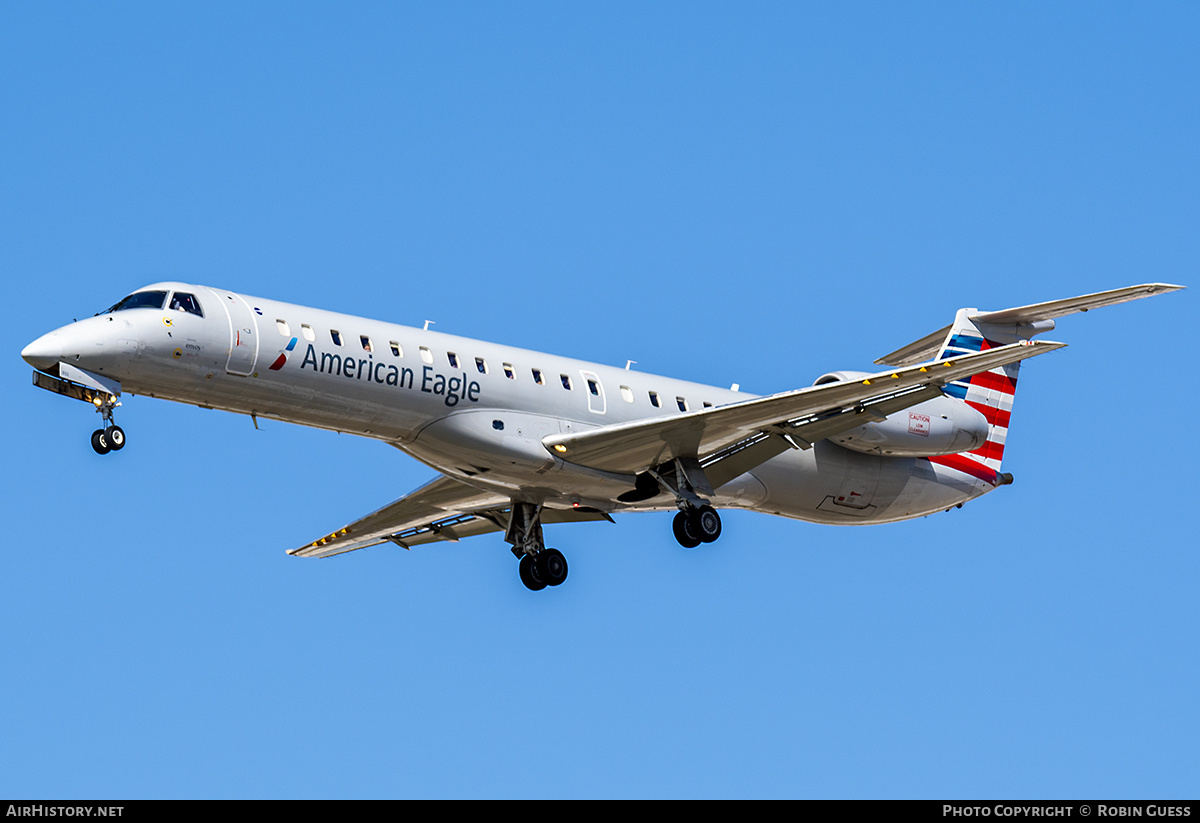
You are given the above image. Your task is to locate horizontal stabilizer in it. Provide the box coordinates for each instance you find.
[876,283,1183,366]
[972,282,1184,324]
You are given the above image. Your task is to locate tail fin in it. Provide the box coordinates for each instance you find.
[934,309,1037,477]
[875,283,1184,485]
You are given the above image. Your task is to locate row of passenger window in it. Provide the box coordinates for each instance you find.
[273,318,711,411]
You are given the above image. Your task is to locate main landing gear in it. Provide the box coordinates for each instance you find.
[89,395,126,455]
[518,548,568,591]
[672,504,722,549]
[508,501,568,591]
[646,459,724,550]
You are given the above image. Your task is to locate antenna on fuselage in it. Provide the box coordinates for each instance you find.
[625,360,636,370]
[423,320,435,331]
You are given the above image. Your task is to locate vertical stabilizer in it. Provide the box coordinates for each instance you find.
[928,311,1054,484]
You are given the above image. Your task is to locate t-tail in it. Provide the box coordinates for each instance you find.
[875,283,1185,486]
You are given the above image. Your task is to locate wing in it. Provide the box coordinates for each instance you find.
[288,475,611,558]
[542,340,1065,477]
[288,475,508,558]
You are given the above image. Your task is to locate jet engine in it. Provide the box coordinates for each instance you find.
[812,370,990,457]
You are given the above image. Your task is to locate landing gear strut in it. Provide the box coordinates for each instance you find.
[648,459,724,549]
[507,502,568,591]
[90,395,125,455]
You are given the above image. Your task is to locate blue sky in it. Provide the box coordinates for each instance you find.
[2,3,1196,799]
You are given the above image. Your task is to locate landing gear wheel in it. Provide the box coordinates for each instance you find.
[90,429,111,455]
[673,511,701,549]
[695,505,722,543]
[540,548,568,586]
[519,554,547,591]
[105,425,126,451]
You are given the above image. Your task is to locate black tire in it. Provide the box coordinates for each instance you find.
[105,425,126,450]
[541,548,568,586]
[519,554,547,591]
[695,505,722,543]
[673,511,701,549]
[91,429,111,455]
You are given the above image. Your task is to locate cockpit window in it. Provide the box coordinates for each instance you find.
[169,292,203,316]
[106,291,168,313]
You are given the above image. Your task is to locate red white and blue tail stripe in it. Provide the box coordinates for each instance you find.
[928,309,1021,486]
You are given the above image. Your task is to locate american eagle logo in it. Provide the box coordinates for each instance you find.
[269,337,298,370]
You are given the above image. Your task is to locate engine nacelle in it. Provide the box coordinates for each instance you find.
[813,370,989,457]
[813,370,872,386]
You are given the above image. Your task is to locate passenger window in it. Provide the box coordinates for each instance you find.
[169,292,203,316]
[649,391,661,408]
[276,319,290,336]
[560,374,572,390]
[532,369,545,385]
[677,397,689,412]
[301,324,315,342]
[476,357,487,374]
[360,335,373,352]
[620,385,634,403]
[390,341,403,357]
[447,352,460,368]
[587,379,600,396]
[420,347,434,364]
[330,330,343,346]
[703,402,713,408]
[503,363,515,379]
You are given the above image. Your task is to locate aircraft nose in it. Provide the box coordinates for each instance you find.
[21,331,62,371]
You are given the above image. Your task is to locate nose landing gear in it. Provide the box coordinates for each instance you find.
[29,366,128,456]
[89,395,126,455]
[90,424,126,454]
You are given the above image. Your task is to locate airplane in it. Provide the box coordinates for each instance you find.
[21,281,1182,591]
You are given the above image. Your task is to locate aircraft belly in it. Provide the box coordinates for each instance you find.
[408,409,562,477]
[750,440,982,525]
[711,472,769,508]
[403,409,720,510]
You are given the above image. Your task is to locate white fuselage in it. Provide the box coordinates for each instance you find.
[24,283,996,525]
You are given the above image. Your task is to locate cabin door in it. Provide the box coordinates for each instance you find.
[219,292,260,376]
